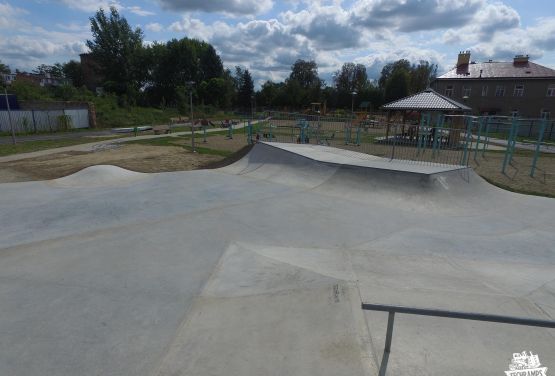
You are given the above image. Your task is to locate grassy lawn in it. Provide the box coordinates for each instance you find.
[0,137,115,157]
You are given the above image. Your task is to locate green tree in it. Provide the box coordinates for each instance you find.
[0,60,10,74]
[333,63,369,93]
[86,7,144,97]
[144,38,225,107]
[33,63,64,77]
[384,69,409,103]
[235,67,254,110]
[409,60,437,93]
[378,59,411,89]
[289,60,321,89]
[62,60,85,88]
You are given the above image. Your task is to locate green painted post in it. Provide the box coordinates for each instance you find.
[432,113,442,158]
[227,122,233,139]
[502,118,518,174]
[344,124,351,145]
[247,121,253,145]
[203,126,207,143]
[481,116,491,157]
[460,116,472,166]
[530,119,547,177]
[416,112,426,155]
[417,112,431,155]
[474,117,484,161]
[269,122,273,142]
[355,126,361,146]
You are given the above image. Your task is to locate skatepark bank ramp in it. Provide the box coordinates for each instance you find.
[0,142,553,376]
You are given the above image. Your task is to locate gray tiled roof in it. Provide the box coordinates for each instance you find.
[437,61,555,80]
[382,89,471,111]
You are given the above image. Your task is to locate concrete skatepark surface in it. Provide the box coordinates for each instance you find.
[0,142,554,375]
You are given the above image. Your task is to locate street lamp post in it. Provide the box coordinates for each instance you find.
[351,91,357,117]
[186,81,196,153]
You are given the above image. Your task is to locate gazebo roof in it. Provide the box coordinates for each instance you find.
[382,88,471,112]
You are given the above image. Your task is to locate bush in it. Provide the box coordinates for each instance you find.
[57,114,73,131]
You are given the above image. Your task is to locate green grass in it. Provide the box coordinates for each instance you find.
[480,175,555,199]
[0,137,114,157]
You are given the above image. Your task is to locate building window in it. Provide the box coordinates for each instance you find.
[462,86,471,97]
[495,85,505,97]
[511,109,519,118]
[547,85,555,97]
[541,110,550,119]
[513,84,524,97]
[445,85,453,97]
[482,86,488,96]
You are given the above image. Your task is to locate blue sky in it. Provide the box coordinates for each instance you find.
[1,0,555,86]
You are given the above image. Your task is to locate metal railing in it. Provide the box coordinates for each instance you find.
[361,302,555,376]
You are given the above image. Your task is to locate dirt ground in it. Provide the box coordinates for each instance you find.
[0,132,553,198]
[0,135,249,183]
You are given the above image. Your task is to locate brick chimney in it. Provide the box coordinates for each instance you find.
[513,54,529,65]
[457,51,471,67]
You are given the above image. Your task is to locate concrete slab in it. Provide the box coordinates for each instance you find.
[0,142,553,375]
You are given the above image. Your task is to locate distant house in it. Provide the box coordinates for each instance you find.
[15,72,70,87]
[1,73,16,85]
[431,51,555,119]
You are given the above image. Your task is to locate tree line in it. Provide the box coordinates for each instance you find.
[1,6,437,114]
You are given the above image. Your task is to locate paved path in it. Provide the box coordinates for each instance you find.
[0,122,250,163]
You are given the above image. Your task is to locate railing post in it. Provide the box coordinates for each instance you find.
[247,120,253,145]
[474,117,484,161]
[530,119,547,177]
[481,116,491,157]
[384,311,395,353]
[460,116,472,166]
[502,118,518,174]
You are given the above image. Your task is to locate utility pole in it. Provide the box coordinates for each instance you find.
[3,87,16,145]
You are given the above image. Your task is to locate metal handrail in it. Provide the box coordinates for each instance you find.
[361,302,555,376]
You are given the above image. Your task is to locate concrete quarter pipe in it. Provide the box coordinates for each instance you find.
[0,142,553,375]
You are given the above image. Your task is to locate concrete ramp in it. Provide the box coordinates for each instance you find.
[222,142,508,211]
[50,165,148,188]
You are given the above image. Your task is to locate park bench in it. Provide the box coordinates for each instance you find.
[153,125,171,135]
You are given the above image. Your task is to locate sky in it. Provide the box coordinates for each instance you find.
[1,0,555,87]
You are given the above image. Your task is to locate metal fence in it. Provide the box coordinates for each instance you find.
[0,109,89,133]
[245,112,554,176]
[250,111,475,167]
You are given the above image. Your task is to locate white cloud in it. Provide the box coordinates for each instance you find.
[281,4,361,50]
[57,0,121,12]
[145,22,163,32]
[352,0,483,32]
[127,6,155,16]
[158,0,273,16]
[0,2,27,29]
